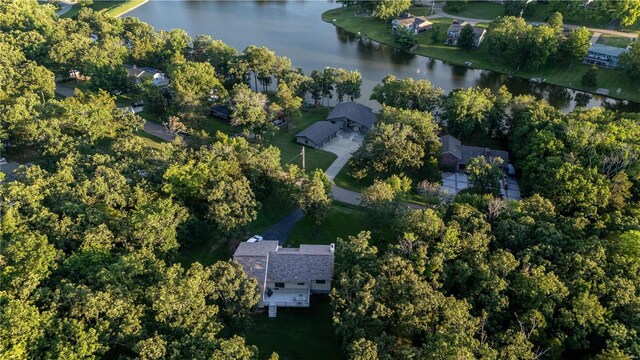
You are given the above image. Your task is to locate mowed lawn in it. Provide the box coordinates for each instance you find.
[286,202,370,247]
[61,0,147,18]
[597,34,632,48]
[245,296,342,360]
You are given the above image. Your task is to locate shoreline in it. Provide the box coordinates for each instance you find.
[112,0,148,18]
[322,7,638,104]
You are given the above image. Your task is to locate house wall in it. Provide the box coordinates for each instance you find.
[267,281,310,290]
[296,136,319,148]
[441,152,460,171]
[310,280,332,293]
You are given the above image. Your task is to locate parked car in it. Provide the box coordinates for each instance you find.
[272,119,285,127]
[246,235,263,243]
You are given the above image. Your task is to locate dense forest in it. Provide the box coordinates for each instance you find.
[1,1,639,359]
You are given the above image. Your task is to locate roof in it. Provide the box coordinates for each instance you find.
[0,160,21,182]
[440,135,462,159]
[473,26,486,37]
[234,240,279,257]
[210,104,230,119]
[267,245,334,282]
[233,242,334,289]
[587,44,627,57]
[440,134,509,165]
[124,64,162,78]
[447,21,468,34]
[295,121,341,144]
[326,102,376,129]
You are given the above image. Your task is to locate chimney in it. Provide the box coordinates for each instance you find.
[330,243,335,254]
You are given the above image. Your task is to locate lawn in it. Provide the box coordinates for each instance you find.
[322,7,639,102]
[443,2,504,19]
[245,296,343,360]
[286,202,370,247]
[60,0,147,19]
[597,34,632,48]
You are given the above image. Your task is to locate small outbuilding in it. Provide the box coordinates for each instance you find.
[209,104,231,120]
[326,102,376,134]
[295,121,342,148]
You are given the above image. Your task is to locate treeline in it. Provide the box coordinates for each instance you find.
[333,89,640,359]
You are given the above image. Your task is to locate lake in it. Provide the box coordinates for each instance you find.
[128,0,638,112]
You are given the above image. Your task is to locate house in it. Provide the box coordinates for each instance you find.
[440,135,509,170]
[0,158,32,183]
[233,240,335,317]
[124,65,170,86]
[392,13,433,34]
[295,121,342,148]
[445,20,486,47]
[326,102,376,134]
[583,44,628,68]
[209,104,231,120]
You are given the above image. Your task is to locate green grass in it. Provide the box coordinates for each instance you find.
[245,296,342,360]
[443,2,504,19]
[287,202,370,247]
[596,34,632,48]
[323,7,640,102]
[60,0,146,19]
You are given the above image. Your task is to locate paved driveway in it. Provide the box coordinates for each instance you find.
[321,131,364,180]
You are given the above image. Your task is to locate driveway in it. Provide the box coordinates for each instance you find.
[321,130,364,180]
[143,121,176,142]
[260,208,304,245]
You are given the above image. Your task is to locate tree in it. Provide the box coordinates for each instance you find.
[441,87,494,139]
[275,82,302,129]
[392,25,416,50]
[548,11,564,32]
[445,0,468,13]
[370,75,443,112]
[611,0,640,27]
[163,115,188,136]
[334,68,362,102]
[581,66,598,87]
[169,61,227,114]
[560,27,591,68]
[191,35,238,80]
[243,45,276,92]
[458,24,476,50]
[230,83,270,139]
[467,156,504,196]
[297,169,332,230]
[504,0,529,17]
[619,40,640,82]
[373,0,411,20]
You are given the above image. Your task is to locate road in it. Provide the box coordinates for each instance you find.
[55,0,76,16]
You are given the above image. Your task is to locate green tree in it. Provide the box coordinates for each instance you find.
[373,0,411,20]
[169,61,227,114]
[392,25,417,50]
[548,11,564,32]
[275,82,302,128]
[243,45,276,92]
[581,66,598,87]
[370,75,443,112]
[230,83,270,139]
[297,169,332,229]
[467,156,505,196]
[619,40,640,82]
[334,68,362,102]
[560,27,591,68]
[441,87,494,138]
[458,23,476,50]
[445,0,468,13]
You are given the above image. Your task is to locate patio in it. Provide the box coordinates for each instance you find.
[264,288,311,307]
[441,172,521,200]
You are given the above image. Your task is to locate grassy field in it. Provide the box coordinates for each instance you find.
[245,296,342,360]
[287,202,370,247]
[60,0,147,18]
[322,7,639,102]
[597,34,632,48]
[443,2,503,19]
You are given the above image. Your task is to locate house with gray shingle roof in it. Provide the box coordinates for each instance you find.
[326,102,376,133]
[583,44,628,68]
[440,134,510,170]
[233,240,335,316]
[295,121,342,148]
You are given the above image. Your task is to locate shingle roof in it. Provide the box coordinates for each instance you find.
[234,240,279,257]
[440,135,462,159]
[326,102,376,130]
[473,26,486,38]
[267,250,334,282]
[295,121,341,144]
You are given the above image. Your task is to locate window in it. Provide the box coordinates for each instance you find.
[274,282,285,288]
[315,280,326,284]
[297,282,305,286]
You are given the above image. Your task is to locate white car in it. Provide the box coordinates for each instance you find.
[247,235,263,243]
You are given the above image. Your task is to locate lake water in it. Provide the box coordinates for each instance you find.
[128,0,638,112]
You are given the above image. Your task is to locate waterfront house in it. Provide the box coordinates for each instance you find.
[233,240,335,317]
[124,65,169,86]
[583,44,628,68]
[392,13,433,34]
[295,121,342,148]
[440,135,510,170]
[445,20,486,47]
[472,27,487,47]
[326,102,376,134]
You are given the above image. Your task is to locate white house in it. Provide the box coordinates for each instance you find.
[392,13,433,35]
[233,240,335,317]
[124,65,170,86]
[583,44,628,68]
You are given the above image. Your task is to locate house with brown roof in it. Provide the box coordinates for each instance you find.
[440,134,509,170]
[233,240,335,317]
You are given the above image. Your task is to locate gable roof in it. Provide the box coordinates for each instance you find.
[440,135,462,159]
[267,245,334,282]
[473,26,486,38]
[447,20,468,34]
[295,121,341,144]
[440,134,509,165]
[326,102,376,129]
[234,240,279,257]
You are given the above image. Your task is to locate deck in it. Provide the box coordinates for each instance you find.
[263,288,311,307]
